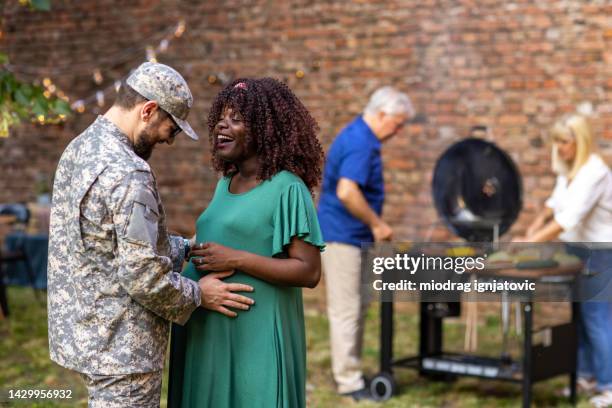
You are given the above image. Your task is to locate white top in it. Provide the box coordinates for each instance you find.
[546,154,612,242]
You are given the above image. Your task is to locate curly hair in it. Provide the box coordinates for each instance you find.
[207,77,323,191]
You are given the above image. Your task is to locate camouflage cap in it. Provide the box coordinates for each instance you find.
[126,62,199,140]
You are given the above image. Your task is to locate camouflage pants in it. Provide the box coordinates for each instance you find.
[79,370,162,408]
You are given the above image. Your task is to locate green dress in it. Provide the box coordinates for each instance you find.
[169,171,324,408]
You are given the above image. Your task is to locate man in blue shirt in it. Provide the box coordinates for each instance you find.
[318,86,414,400]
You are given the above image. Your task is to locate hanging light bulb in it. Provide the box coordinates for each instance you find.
[159,39,169,52]
[146,46,157,63]
[72,100,85,113]
[217,72,230,84]
[174,20,186,38]
[56,91,69,102]
[114,80,122,93]
[93,69,103,85]
[96,91,105,107]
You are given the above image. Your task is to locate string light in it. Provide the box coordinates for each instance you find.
[217,72,230,85]
[56,91,69,102]
[174,20,186,37]
[159,39,169,52]
[64,20,187,114]
[7,20,184,76]
[95,91,105,107]
[146,46,157,63]
[93,69,103,85]
[72,100,85,113]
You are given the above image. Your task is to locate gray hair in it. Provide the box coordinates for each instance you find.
[364,86,414,117]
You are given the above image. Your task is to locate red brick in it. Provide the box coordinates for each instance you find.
[0,0,610,242]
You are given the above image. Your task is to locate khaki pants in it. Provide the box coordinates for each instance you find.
[323,242,370,394]
[79,370,162,408]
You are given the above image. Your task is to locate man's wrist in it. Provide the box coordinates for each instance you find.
[369,217,384,229]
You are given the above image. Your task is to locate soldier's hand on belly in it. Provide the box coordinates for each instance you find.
[198,270,255,318]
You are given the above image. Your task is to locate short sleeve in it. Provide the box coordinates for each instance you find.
[272,182,326,256]
[338,144,372,187]
[554,170,606,231]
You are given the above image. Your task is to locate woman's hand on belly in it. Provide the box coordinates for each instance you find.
[193,238,321,289]
[192,242,242,271]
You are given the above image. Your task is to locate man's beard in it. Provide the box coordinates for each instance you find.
[133,126,157,161]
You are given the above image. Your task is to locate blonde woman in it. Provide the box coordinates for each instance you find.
[520,114,612,407]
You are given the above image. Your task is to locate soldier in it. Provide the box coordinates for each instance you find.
[47,62,255,408]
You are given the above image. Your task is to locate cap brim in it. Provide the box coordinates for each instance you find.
[172,114,199,141]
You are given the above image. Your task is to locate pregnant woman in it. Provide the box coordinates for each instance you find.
[169,77,325,408]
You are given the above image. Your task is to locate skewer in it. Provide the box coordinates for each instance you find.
[514,301,522,335]
[464,277,478,352]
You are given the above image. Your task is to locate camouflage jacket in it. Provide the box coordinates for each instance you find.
[47,116,201,375]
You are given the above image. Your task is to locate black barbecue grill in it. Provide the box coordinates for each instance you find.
[370,138,580,407]
[432,138,522,242]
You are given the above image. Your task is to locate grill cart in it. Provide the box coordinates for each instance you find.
[369,138,581,407]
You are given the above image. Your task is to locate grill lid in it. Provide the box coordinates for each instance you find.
[432,138,522,241]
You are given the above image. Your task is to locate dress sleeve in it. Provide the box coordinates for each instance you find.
[272,182,326,256]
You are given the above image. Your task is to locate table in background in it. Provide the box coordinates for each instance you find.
[1,232,48,289]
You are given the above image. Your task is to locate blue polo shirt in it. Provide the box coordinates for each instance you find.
[318,116,384,247]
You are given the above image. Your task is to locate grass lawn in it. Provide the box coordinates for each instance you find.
[0,285,591,407]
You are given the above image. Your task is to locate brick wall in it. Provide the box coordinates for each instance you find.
[1,0,611,239]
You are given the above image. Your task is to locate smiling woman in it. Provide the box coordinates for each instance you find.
[212,106,248,165]
[169,78,325,408]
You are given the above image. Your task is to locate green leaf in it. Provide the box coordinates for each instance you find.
[30,0,51,11]
[35,93,49,108]
[2,74,16,94]
[32,100,46,117]
[0,53,8,64]
[53,100,72,115]
[14,88,29,107]
[20,84,33,98]
[13,104,29,119]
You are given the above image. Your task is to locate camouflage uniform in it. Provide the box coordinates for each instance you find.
[79,371,163,408]
[47,63,200,408]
